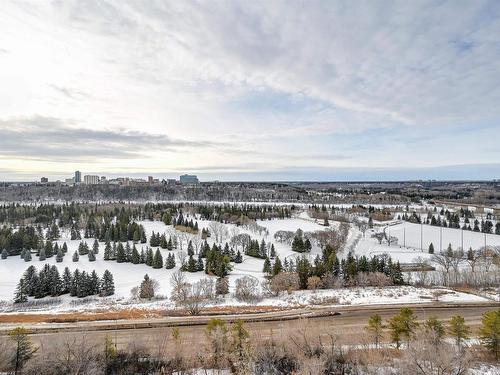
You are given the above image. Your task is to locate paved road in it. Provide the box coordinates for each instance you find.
[3,302,497,355]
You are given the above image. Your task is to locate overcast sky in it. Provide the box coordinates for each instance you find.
[1,1,499,181]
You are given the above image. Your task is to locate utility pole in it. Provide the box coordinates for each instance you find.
[420,223,423,251]
[440,226,442,252]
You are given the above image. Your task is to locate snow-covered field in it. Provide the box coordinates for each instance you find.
[0,212,495,313]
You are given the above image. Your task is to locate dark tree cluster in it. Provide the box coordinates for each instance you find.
[14,265,115,302]
[174,212,199,231]
[102,241,165,270]
[0,226,42,256]
[245,238,270,259]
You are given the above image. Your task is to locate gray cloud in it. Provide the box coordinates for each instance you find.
[0,115,220,161]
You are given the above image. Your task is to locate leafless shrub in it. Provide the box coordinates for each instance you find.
[307,276,323,290]
[234,276,262,303]
[354,272,392,287]
[396,331,472,375]
[269,272,300,295]
[254,340,300,375]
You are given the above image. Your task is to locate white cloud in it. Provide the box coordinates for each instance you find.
[0,0,499,179]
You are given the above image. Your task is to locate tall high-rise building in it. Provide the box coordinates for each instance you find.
[75,170,81,183]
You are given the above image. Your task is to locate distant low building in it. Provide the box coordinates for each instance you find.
[64,177,75,185]
[179,174,199,184]
[83,175,100,185]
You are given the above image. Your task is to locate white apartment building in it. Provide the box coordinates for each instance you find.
[83,175,100,185]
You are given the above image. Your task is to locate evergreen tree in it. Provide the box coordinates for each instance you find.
[366,314,384,348]
[131,245,140,264]
[428,242,435,254]
[269,244,276,259]
[90,270,100,295]
[92,239,99,254]
[100,270,115,297]
[48,266,62,297]
[1,248,8,259]
[139,274,155,299]
[479,309,500,359]
[24,250,32,262]
[88,249,96,262]
[116,243,127,263]
[72,251,79,262]
[39,247,46,261]
[196,256,204,271]
[234,250,243,263]
[388,307,419,349]
[145,247,154,266]
[424,316,445,347]
[62,242,68,253]
[263,257,271,275]
[103,241,111,260]
[14,278,28,303]
[165,253,176,269]
[62,267,72,294]
[56,248,64,263]
[152,249,163,269]
[448,315,470,348]
[8,327,38,374]
[186,255,198,272]
[272,256,283,276]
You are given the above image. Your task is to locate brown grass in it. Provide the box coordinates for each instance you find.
[0,309,162,324]
[0,305,289,324]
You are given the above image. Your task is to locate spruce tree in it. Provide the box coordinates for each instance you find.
[62,267,72,294]
[263,257,271,275]
[14,279,28,303]
[56,248,64,263]
[131,245,140,264]
[88,249,96,262]
[49,266,62,297]
[44,241,53,258]
[196,256,204,271]
[187,255,197,272]
[272,256,283,276]
[62,242,68,253]
[92,239,99,254]
[116,243,127,263]
[187,241,194,256]
[234,250,243,263]
[90,270,100,295]
[270,244,276,259]
[72,251,79,262]
[152,249,163,269]
[165,253,176,269]
[1,249,8,259]
[145,248,154,266]
[104,241,112,260]
[24,251,32,262]
[39,248,46,261]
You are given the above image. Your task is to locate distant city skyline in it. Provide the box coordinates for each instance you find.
[1,1,499,181]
